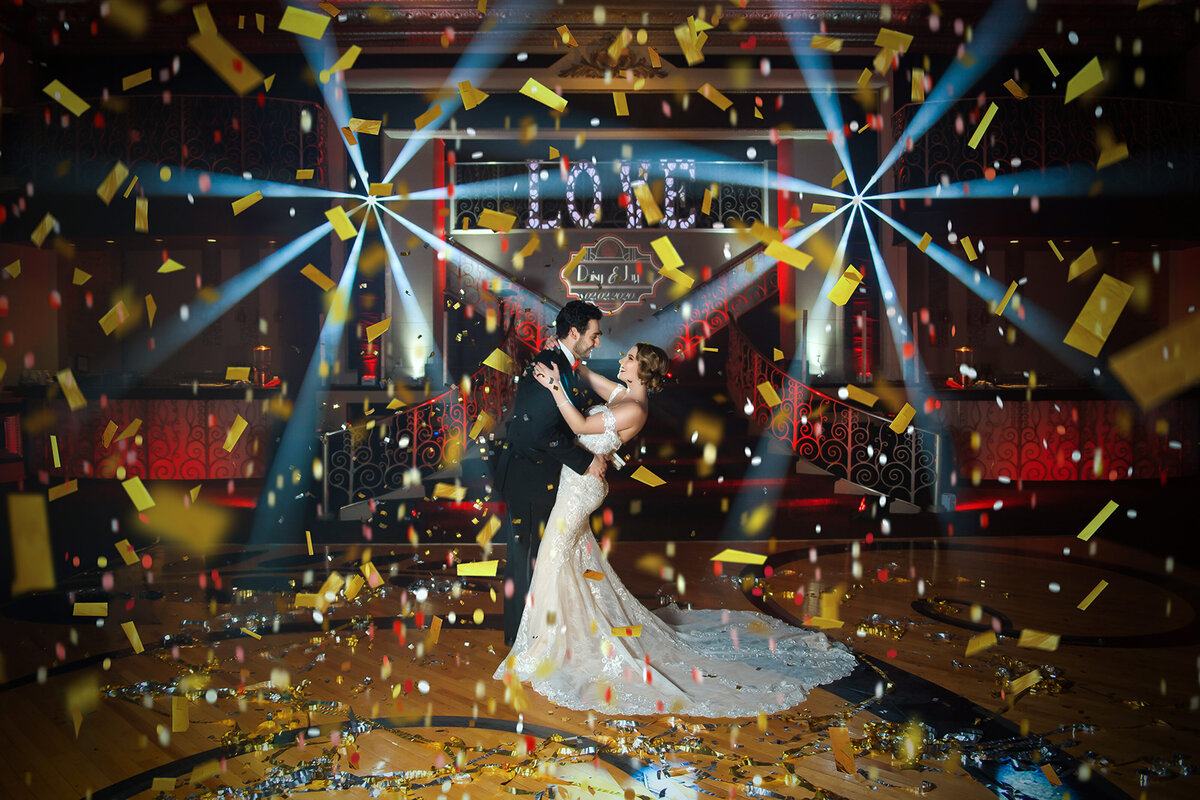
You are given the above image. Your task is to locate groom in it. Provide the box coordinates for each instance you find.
[493,300,607,647]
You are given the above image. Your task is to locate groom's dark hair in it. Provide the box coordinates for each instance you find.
[555,300,603,338]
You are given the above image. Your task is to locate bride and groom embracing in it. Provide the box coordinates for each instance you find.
[490,300,856,717]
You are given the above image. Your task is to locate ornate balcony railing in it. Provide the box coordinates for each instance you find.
[891,96,1199,193]
[5,94,329,189]
[321,310,522,513]
[728,319,942,508]
[445,252,559,352]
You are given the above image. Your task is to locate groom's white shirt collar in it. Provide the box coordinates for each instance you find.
[558,341,578,369]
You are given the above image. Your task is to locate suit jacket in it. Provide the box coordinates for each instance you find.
[493,348,594,510]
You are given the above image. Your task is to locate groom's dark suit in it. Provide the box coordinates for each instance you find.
[493,347,594,646]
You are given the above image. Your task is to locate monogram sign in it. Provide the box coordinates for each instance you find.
[560,235,662,314]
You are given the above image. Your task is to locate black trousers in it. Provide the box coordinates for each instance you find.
[499,463,557,645]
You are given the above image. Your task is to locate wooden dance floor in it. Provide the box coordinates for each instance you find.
[1,534,1197,799]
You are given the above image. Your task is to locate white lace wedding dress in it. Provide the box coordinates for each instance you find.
[494,390,858,717]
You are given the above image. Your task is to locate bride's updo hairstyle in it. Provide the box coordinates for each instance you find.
[634,343,670,394]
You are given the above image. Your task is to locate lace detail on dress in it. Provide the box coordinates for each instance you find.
[493,400,858,718]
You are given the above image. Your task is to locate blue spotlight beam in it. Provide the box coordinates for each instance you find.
[293,34,370,187]
[862,0,1034,195]
[119,217,343,382]
[863,202,1111,388]
[372,205,442,379]
[123,164,360,200]
[250,222,367,541]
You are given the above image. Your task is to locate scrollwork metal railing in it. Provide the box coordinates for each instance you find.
[728,319,941,508]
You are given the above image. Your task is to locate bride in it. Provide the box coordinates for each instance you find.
[493,343,858,717]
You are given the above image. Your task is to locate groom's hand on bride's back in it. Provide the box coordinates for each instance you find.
[586,454,607,480]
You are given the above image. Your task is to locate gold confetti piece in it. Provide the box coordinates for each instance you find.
[158,258,185,273]
[1038,47,1060,77]
[483,348,516,375]
[187,31,264,96]
[457,560,499,577]
[57,368,87,410]
[325,206,358,240]
[831,169,847,188]
[889,403,916,434]
[117,419,142,441]
[857,67,873,88]
[122,68,152,91]
[9,494,55,595]
[31,213,57,248]
[428,615,443,646]
[123,175,138,198]
[1076,579,1109,611]
[240,627,261,639]
[810,34,843,52]
[556,24,578,46]
[255,12,265,33]
[97,162,129,206]
[151,778,175,792]
[99,301,129,336]
[918,232,932,252]
[115,539,138,566]
[190,485,201,502]
[415,103,442,130]
[301,264,336,291]
[223,414,248,452]
[50,435,61,469]
[1003,78,1028,99]
[1066,246,1098,281]
[296,168,315,180]
[1041,764,1062,787]
[996,281,1018,315]
[875,27,913,52]
[829,725,855,774]
[73,602,107,617]
[765,240,813,270]
[967,102,998,149]
[701,187,713,216]
[647,46,661,68]
[828,266,864,306]
[660,267,695,289]
[1097,142,1129,170]
[121,621,145,654]
[478,208,517,233]
[1064,274,1133,357]
[697,82,732,111]
[468,411,495,440]
[1137,0,1164,8]
[630,466,666,487]
[134,197,149,232]
[48,480,77,502]
[650,236,683,270]
[811,202,837,213]
[122,476,155,512]
[340,126,357,146]
[757,381,782,407]
[1110,312,1200,409]
[583,570,604,581]
[366,318,391,341]
[189,760,221,784]
[912,67,926,102]
[961,236,979,261]
[43,79,90,116]
[773,348,784,361]
[633,182,663,226]
[476,515,501,547]
[433,482,467,501]
[613,91,629,116]
[1077,500,1119,541]
[710,548,767,565]
[368,182,393,197]
[1045,241,1064,263]
[809,616,844,629]
[231,191,263,216]
[457,79,489,110]
[348,118,382,135]
[226,367,250,381]
[1018,629,1059,651]
[170,695,189,734]
[520,78,567,112]
[1009,668,1041,695]
[1,259,21,279]
[612,625,642,637]
[101,420,119,448]
[1065,57,1103,104]
[843,384,879,407]
[279,6,330,39]
[328,44,361,75]
[965,630,997,656]
[318,1,340,15]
